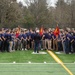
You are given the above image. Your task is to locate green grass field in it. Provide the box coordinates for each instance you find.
[56,53,75,63]
[0,50,55,63]
[0,64,69,75]
[0,50,75,75]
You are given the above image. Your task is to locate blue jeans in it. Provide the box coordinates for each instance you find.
[63,42,66,52]
[34,41,40,53]
[65,40,69,54]
[0,41,2,49]
[58,41,63,51]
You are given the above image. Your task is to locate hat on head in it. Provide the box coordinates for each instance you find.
[36,30,39,33]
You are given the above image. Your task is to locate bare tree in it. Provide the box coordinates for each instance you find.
[0,0,24,28]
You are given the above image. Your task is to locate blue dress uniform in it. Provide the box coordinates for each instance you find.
[65,34,70,54]
[26,32,31,49]
[68,34,73,53]
[47,32,52,50]
[22,32,27,50]
[4,31,12,52]
[0,33,2,52]
[44,32,49,49]
[17,34,22,50]
[57,35,63,51]
[31,32,35,49]
[11,33,15,50]
[72,35,75,53]
[1,33,5,52]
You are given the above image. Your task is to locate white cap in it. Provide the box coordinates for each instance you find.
[36,30,39,33]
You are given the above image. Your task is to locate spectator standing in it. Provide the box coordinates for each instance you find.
[34,30,41,53]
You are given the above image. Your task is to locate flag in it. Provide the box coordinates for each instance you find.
[39,27,43,36]
[54,26,60,36]
[16,28,20,38]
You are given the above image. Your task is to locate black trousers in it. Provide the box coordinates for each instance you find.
[5,40,9,52]
[72,41,75,52]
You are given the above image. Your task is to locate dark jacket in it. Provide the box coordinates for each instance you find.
[34,33,41,43]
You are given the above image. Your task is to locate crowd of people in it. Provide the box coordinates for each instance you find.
[0,26,75,54]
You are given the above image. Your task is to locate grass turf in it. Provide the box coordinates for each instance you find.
[0,50,56,63]
[0,50,75,75]
[0,64,68,75]
[65,64,75,75]
[55,52,75,63]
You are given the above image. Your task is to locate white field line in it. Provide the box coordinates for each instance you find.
[0,63,75,64]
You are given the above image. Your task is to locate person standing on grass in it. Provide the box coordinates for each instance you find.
[4,30,12,52]
[64,30,71,54]
[57,34,63,51]
[34,30,41,53]
[0,29,2,52]
[52,33,57,50]
[21,30,27,50]
[31,30,35,49]
[17,31,23,50]
[43,29,49,50]
[71,30,75,53]
[8,31,13,52]
[47,32,52,50]
[26,30,31,50]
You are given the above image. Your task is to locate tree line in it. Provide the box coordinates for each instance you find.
[0,0,75,28]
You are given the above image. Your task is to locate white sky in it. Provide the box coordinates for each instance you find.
[17,0,58,7]
[48,0,58,6]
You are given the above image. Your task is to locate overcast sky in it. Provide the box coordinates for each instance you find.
[47,0,58,6]
[17,0,58,7]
